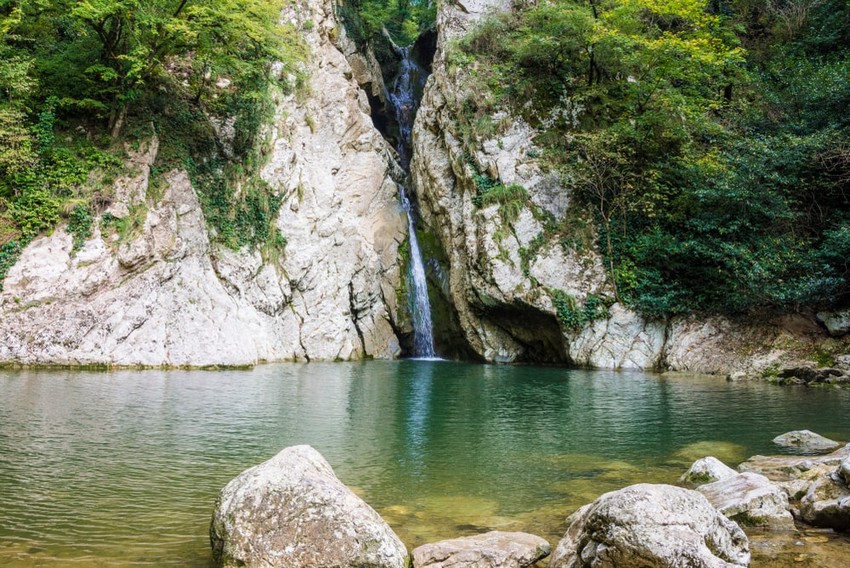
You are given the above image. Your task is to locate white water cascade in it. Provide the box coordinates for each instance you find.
[388,46,436,358]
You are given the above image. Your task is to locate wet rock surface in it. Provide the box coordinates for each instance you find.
[773,430,842,453]
[412,531,550,568]
[769,367,850,387]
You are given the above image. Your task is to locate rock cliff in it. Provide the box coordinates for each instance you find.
[410,0,848,371]
[0,0,407,367]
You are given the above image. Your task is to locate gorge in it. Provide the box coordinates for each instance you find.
[0,0,849,566]
[0,0,847,374]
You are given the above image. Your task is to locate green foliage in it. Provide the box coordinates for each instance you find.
[0,0,304,136]
[0,239,23,292]
[340,0,436,47]
[0,0,305,286]
[458,0,850,316]
[67,205,92,252]
[471,171,530,228]
[551,290,609,332]
[9,188,60,239]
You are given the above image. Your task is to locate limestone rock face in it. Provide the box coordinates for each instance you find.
[412,531,551,568]
[210,445,409,568]
[772,430,841,453]
[680,457,739,487]
[410,0,845,370]
[0,0,406,366]
[548,484,750,568]
[696,472,794,530]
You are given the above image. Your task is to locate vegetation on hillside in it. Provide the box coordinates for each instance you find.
[455,0,850,317]
[0,0,305,288]
[338,0,435,48]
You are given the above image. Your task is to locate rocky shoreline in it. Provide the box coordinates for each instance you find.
[210,433,850,567]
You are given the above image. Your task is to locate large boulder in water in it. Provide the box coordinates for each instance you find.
[210,445,409,568]
[411,531,551,567]
[696,472,794,530]
[772,430,841,453]
[549,484,750,568]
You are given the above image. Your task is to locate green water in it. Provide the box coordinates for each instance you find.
[0,361,848,566]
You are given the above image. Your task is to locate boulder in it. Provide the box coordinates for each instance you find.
[210,445,408,568]
[816,309,850,337]
[548,483,750,568]
[696,472,794,530]
[799,472,850,531]
[412,531,551,568]
[772,430,841,453]
[680,457,739,487]
[840,456,850,486]
[771,367,849,386]
[738,443,850,481]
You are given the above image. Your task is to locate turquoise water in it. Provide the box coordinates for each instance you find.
[0,362,848,566]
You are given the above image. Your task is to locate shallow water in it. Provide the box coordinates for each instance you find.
[0,361,848,566]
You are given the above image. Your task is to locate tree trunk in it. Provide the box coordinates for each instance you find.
[109,103,128,139]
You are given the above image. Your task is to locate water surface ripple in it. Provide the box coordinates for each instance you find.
[1,362,848,566]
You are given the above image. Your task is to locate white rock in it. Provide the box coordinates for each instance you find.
[549,484,749,568]
[772,430,841,453]
[680,457,739,487]
[412,531,551,568]
[840,456,850,486]
[211,446,409,568]
[799,472,850,531]
[697,472,794,530]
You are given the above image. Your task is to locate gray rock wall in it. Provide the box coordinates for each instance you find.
[410,0,846,371]
[0,0,406,367]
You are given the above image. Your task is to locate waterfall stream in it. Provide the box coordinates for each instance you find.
[388,46,436,358]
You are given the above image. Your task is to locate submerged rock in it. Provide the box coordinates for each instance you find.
[696,472,794,530]
[680,456,739,487]
[772,430,841,453]
[412,531,551,568]
[549,483,750,568]
[210,445,408,568]
[739,444,850,482]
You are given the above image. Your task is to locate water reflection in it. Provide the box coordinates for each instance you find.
[402,360,435,477]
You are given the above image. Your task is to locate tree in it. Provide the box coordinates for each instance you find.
[68,0,294,137]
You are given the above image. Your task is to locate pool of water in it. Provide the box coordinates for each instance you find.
[0,361,848,566]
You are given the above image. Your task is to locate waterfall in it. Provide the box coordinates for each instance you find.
[389,46,436,358]
[400,188,436,358]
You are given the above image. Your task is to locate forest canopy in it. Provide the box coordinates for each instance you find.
[0,0,305,284]
[456,0,850,317]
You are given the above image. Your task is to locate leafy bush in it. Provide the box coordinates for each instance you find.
[551,290,609,332]
[67,205,92,252]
